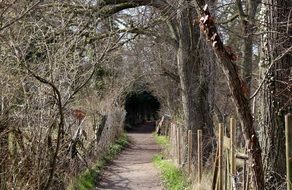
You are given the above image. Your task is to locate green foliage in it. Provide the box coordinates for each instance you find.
[68,134,128,190]
[70,160,105,190]
[153,134,169,148]
[152,154,189,190]
[103,133,128,161]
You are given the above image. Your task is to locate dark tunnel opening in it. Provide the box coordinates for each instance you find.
[124,91,160,132]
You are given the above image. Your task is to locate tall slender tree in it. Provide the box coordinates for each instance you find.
[258,0,292,188]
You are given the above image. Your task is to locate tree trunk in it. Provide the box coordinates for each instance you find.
[176,0,215,158]
[194,3,265,189]
[238,0,260,90]
[102,0,216,145]
[258,0,292,188]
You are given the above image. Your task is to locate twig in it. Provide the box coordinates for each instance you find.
[0,1,41,31]
[249,45,292,100]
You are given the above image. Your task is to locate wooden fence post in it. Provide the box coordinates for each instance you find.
[243,159,247,190]
[286,114,292,190]
[218,123,224,190]
[212,148,219,190]
[188,130,192,174]
[230,118,236,189]
[198,129,203,183]
[172,124,176,158]
[171,124,173,156]
[178,127,181,165]
[174,125,178,163]
[176,126,181,165]
[169,124,172,141]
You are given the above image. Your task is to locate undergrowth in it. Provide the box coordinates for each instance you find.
[154,134,169,148]
[68,133,128,190]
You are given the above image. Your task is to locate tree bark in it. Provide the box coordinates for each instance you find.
[176,0,215,159]
[236,0,260,89]
[258,0,292,188]
[194,3,265,189]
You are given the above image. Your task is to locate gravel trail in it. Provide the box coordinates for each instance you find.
[96,124,164,190]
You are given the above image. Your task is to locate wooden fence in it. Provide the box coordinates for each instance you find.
[286,114,292,190]
[166,114,292,189]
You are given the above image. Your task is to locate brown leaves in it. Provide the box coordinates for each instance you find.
[199,6,220,49]
[199,4,238,60]
[72,109,86,121]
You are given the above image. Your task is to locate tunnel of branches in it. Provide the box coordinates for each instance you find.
[124,91,161,130]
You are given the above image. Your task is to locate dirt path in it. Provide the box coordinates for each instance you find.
[96,124,164,190]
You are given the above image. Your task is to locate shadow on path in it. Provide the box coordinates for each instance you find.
[96,124,163,190]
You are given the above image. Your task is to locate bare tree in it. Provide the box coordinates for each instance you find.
[258,0,292,188]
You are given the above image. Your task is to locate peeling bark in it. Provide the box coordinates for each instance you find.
[193,3,265,189]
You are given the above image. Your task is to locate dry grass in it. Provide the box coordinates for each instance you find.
[191,170,212,190]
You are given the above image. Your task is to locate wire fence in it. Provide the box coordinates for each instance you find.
[157,114,292,190]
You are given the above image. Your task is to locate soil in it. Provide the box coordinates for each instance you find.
[96,124,164,190]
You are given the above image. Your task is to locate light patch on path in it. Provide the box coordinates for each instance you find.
[96,125,164,190]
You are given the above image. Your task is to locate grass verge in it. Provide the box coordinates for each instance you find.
[153,134,189,190]
[153,134,169,148]
[68,133,128,190]
[153,154,189,190]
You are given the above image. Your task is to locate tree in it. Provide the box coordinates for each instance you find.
[193,1,265,189]
[94,0,216,159]
[236,0,261,90]
[258,0,292,188]
[0,1,120,189]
